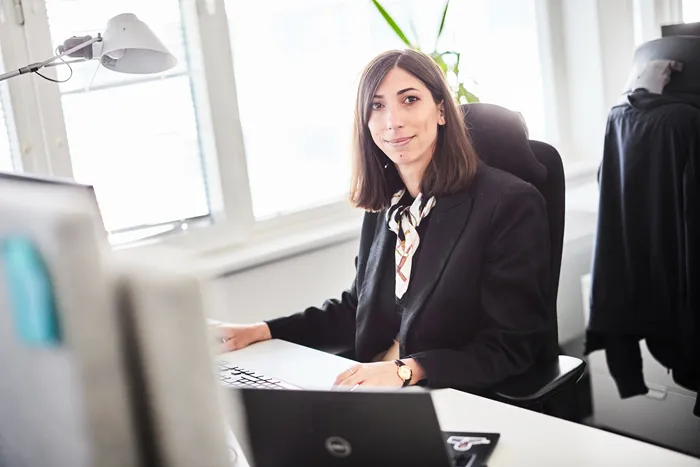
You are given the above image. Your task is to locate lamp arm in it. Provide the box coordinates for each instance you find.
[43,58,91,68]
[0,34,102,83]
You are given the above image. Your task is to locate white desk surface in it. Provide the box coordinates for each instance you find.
[217,339,700,467]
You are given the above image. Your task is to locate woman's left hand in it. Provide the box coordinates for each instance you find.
[333,359,424,389]
[333,361,403,389]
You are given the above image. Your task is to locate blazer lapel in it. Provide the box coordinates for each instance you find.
[356,215,394,351]
[399,190,474,339]
[359,215,393,302]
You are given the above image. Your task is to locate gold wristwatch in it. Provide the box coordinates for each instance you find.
[394,360,412,387]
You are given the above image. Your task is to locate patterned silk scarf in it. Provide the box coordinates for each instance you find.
[386,189,437,299]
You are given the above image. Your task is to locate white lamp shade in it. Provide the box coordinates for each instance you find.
[98,13,177,74]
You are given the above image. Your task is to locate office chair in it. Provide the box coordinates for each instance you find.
[460,103,586,412]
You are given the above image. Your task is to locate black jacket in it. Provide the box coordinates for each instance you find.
[586,91,700,416]
[266,163,556,393]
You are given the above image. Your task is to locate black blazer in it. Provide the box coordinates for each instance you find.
[266,163,554,393]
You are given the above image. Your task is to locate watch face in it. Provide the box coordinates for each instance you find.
[398,365,412,380]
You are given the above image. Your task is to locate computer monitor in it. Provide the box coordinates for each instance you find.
[110,257,234,467]
[0,171,108,245]
[0,173,232,466]
[0,180,138,467]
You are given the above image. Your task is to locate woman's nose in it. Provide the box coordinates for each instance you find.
[384,106,404,130]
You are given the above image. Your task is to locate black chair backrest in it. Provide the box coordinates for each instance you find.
[461,103,565,357]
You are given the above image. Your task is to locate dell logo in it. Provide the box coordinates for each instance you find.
[325,436,352,458]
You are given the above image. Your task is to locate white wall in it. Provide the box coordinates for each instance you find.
[558,219,598,343]
[207,240,358,325]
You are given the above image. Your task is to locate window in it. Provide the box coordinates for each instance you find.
[445,0,546,140]
[43,0,210,235]
[682,0,700,21]
[226,0,546,220]
[2,0,550,250]
[225,0,401,220]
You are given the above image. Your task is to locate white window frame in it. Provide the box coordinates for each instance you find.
[0,0,54,175]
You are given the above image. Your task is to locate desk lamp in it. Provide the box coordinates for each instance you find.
[0,13,177,83]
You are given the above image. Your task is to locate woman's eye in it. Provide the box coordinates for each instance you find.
[404,96,419,104]
[371,102,384,110]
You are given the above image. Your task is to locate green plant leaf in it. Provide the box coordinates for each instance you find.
[430,51,449,74]
[457,83,479,103]
[456,86,467,104]
[435,0,450,48]
[439,51,459,74]
[371,0,413,48]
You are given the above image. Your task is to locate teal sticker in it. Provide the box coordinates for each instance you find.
[1,237,61,346]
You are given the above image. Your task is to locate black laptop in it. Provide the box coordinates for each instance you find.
[233,387,499,467]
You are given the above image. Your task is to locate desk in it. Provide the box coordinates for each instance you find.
[217,339,700,467]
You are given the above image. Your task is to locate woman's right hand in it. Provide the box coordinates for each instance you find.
[210,321,272,353]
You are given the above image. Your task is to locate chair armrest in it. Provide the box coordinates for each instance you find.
[491,355,586,405]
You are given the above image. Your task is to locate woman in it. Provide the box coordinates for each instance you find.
[214,49,554,393]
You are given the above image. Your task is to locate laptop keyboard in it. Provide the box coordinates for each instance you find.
[217,363,300,390]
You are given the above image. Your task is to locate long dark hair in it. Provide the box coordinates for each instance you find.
[349,49,478,212]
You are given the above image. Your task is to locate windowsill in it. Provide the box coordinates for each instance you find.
[190,215,363,278]
[113,202,365,279]
[114,164,600,279]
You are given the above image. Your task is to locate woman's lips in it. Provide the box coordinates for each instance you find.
[385,136,414,148]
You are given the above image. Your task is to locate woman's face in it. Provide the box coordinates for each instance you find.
[367,67,445,170]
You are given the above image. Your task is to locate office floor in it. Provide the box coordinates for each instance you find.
[555,336,700,460]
